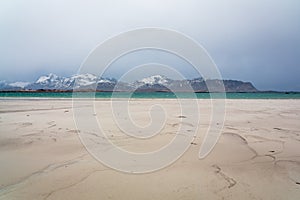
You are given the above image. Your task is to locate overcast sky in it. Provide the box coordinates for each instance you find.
[0,0,299,91]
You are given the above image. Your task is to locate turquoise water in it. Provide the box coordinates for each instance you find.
[0,92,300,99]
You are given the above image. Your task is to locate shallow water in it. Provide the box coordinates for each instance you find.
[0,92,300,99]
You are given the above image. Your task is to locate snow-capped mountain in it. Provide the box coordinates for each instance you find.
[136,75,171,86]
[0,73,258,92]
[31,73,72,90]
[0,80,30,90]
[8,82,30,88]
[0,81,8,90]
[71,73,98,88]
[26,73,116,90]
[130,75,172,91]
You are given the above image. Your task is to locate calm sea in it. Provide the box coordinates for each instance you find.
[0,92,300,99]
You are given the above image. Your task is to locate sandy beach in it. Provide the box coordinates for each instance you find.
[0,99,300,200]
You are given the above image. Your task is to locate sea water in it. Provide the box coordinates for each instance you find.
[0,92,300,99]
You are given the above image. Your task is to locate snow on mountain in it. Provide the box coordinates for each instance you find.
[0,80,30,90]
[71,73,98,88]
[98,79,112,83]
[31,73,68,89]
[71,74,97,82]
[0,74,258,92]
[0,80,7,86]
[136,75,171,86]
[0,80,9,89]
[8,82,30,88]
[35,73,59,84]
[27,73,116,90]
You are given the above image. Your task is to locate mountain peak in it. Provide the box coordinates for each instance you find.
[36,73,60,84]
[8,82,30,88]
[138,75,170,85]
[71,73,97,80]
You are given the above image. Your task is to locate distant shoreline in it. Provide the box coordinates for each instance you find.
[0,91,300,99]
[0,90,299,94]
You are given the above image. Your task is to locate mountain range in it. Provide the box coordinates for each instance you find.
[0,73,258,92]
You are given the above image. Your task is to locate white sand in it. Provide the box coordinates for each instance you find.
[0,99,300,200]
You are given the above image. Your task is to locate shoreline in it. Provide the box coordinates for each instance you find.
[1,97,300,101]
[1,90,300,93]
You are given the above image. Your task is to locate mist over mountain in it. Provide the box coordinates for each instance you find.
[0,73,258,93]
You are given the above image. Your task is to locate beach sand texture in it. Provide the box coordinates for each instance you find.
[0,99,300,200]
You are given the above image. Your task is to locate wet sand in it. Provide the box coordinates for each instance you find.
[0,99,300,200]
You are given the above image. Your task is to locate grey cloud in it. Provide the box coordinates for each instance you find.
[0,0,299,90]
